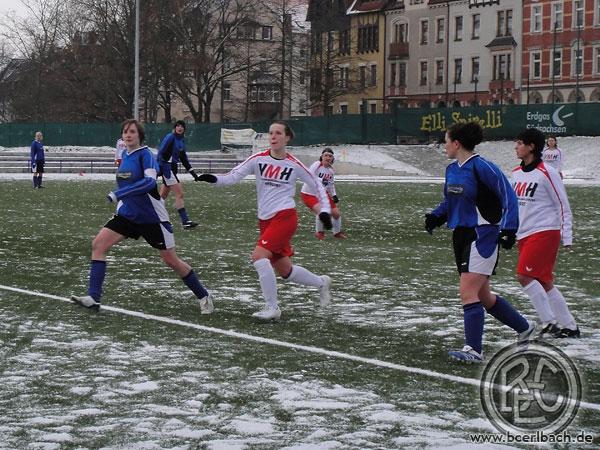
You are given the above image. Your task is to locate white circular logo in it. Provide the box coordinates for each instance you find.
[480,341,582,434]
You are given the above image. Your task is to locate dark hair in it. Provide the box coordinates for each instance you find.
[446,122,483,151]
[271,120,294,142]
[174,120,186,130]
[516,128,545,159]
[121,119,145,144]
[320,147,334,162]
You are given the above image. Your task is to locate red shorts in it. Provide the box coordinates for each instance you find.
[258,208,297,261]
[301,192,335,210]
[516,230,561,283]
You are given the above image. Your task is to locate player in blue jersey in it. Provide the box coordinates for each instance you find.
[157,120,201,229]
[425,122,534,363]
[30,131,45,189]
[71,119,213,314]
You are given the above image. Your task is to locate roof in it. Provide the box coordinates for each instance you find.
[485,36,518,48]
[347,0,389,14]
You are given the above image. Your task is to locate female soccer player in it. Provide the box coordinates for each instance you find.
[300,148,347,240]
[512,128,579,338]
[72,119,213,315]
[542,136,564,179]
[198,121,333,320]
[425,122,534,363]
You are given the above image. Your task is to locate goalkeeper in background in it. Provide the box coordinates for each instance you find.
[30,131,45,189]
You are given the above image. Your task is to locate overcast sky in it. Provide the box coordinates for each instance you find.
[0,1,27,17]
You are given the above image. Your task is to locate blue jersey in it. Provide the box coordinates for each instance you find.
[30,140,44,163]
[432,154,518,231]
[157,132,191,171]
[113,146,170,224]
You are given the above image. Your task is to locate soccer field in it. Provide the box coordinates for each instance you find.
[1,180,599,449]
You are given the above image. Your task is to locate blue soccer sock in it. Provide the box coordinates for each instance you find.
[463,302,485,355]
[177,208,190,224]
[182,270,209,299]
[88,260,107,302]
[486,295,529,333]
[33,175,38,187]
[37,175,43,187]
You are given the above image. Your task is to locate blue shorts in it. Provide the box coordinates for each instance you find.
[452,226,499,276]
[160,162,180,187]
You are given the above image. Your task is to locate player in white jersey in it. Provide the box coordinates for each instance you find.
[541,135,563,179]
[114,138,126,167]
[198,121,333,320]
[512,128,579,338]
[300,148,346,240]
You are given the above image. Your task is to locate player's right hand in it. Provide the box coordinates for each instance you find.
[197,174,217,183]
[424,213,445,234]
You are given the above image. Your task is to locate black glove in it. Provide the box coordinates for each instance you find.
[197,173,217,183]
[498,229,517,250]
[319,212,332,230]
[189,169,200,181]
[424,213,446,235]
[332,195,339,204]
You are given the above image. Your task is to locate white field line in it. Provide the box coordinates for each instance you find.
[1,283,599,413]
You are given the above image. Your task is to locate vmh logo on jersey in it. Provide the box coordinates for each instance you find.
[258,163,293,181]
[319,172,333,186]
[513,181,538,198]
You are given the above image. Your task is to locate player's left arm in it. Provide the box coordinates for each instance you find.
[479,160,519,232]
[548,169,573,246]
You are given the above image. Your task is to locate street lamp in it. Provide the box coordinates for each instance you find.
[133,0,140,120]
[473,76,478,106]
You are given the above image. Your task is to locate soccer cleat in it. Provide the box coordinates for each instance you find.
[448,345,483,363]
[535,322,561,339]
[252,305,281,321]
[71,295,100,309]
[555,326,581,338]
[333,231,347,239]
[315,231,325,240]
[319,275,332,306]
[197,294,214,315]
[517,322,537,343]
[182,221,199,229]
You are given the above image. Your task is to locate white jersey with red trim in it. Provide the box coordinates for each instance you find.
[215,149,331,220]
[115,138,126,161]
[542,147,563,173]
[511,162,572,245]
[300,161,337,197]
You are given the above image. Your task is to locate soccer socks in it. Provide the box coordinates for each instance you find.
[315,215,324,232]
[182,270,209,300]
[177,208,190,224]
[487,295,529,333]
[547,287,577,329]
[284,265,324,287]
[33,175,38,188]
[253,258,278,308]
[87,260,107,302]
[38,174,43,187]
[332,217,342,234]
[523,280,555,324]
[463,302,485,355]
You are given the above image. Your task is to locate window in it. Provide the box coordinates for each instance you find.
[327,105,334,115]
[573,46,583,76]
[223,83,231,101]
[435,60,444,85]
[370,64,377,87]
[531,51,542,79]
[454,58,462,84]
[262,26,273,40]
[327,31,334,53]
[312,31,322,54]
[595,47,600,74]
[493,53,511,80]
[299,71,305,85]
[325,68,334,88]
[531,5,542,32]
[339,29,350,55]
[394,22,408,43]
[358,24,379,52]
[454,16,463,41]
[472,14,480,39]
[339,67,349,88]
[340,104,348,114]
[573,0,584,28]
[552,2,563,31]
[370,103,377,114]
[398,62,407,86]
[390,62,397,86]
[359,66,366,88]
[251,85,280,103]
[237,25,255,39]
[497,10,513,37]
[420,61,428,86]
[471,57,480,82]
[552,49,562,78]
[436,17,445,43]
[596,0,600,26]
[420,20,429,45]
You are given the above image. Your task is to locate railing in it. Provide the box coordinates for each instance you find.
[388,41,409,59]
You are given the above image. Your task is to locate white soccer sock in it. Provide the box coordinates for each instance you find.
[332,217,342,234]
[523,280,555,324]
[547,287,577,329]
[315,215,324,232]
[253,258,278,308]
[285,265,323,287]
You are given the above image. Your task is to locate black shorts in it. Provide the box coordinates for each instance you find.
[104,215,175,250]
[452,226,499,276]
[35,159,45,173]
